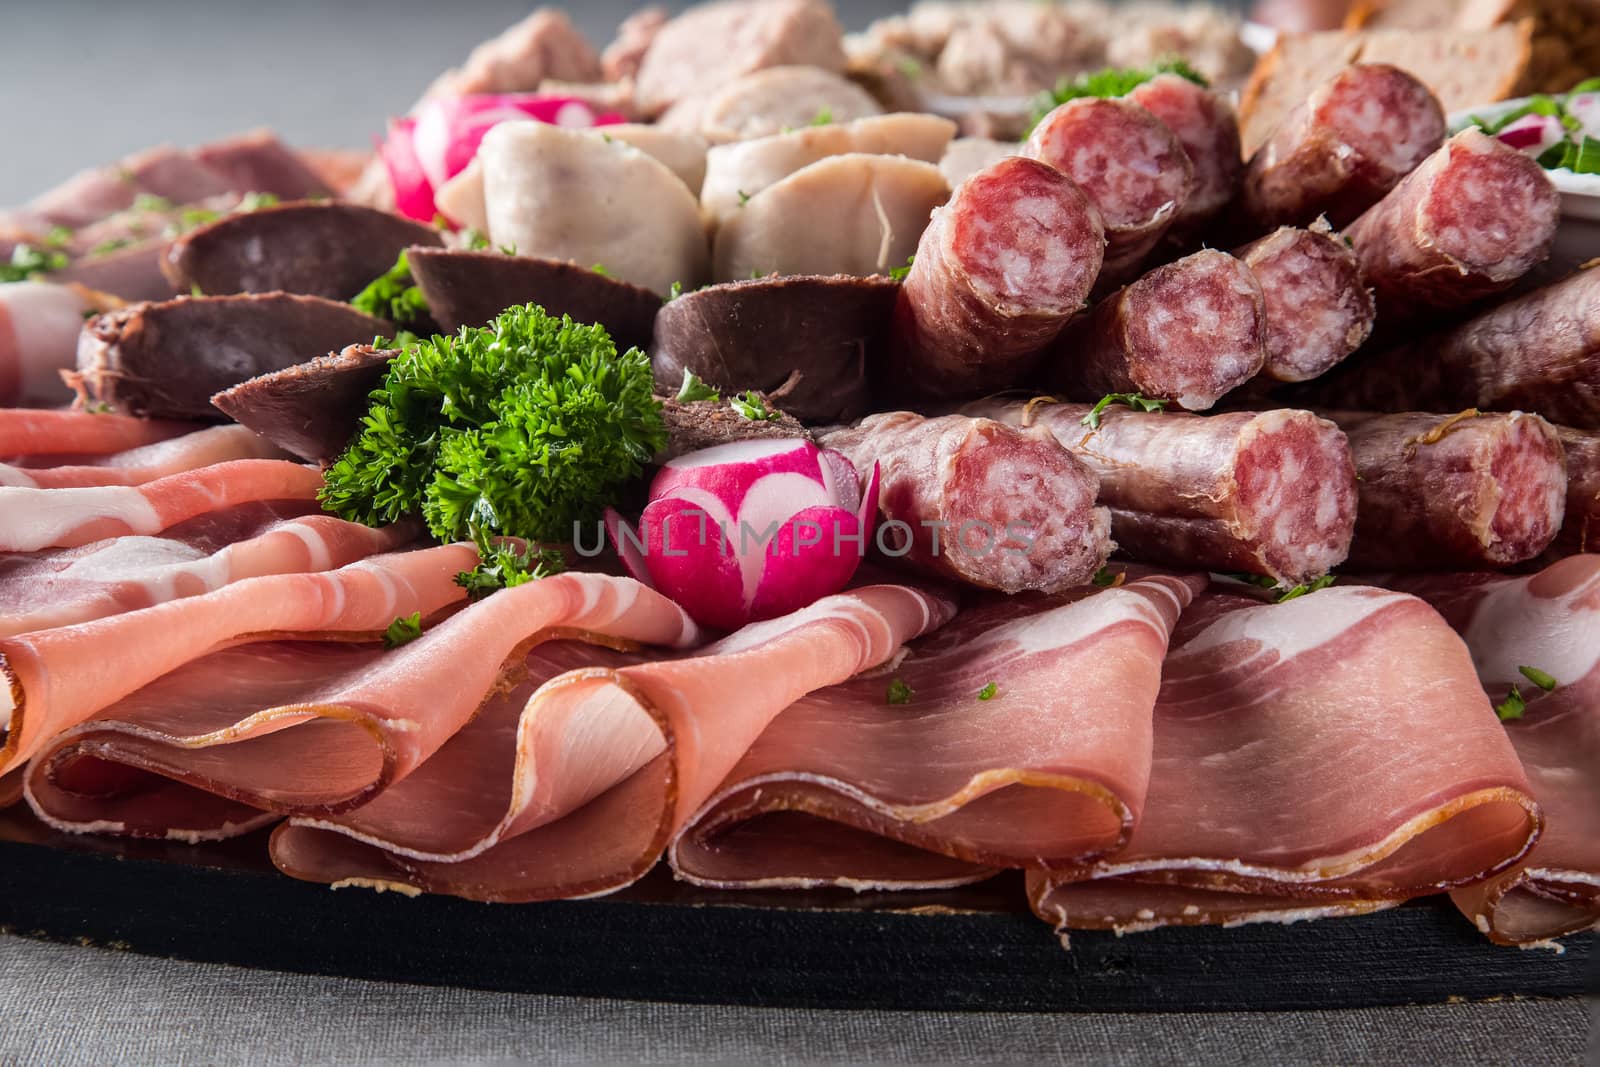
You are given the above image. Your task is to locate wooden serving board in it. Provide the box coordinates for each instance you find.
[0,807,1591,1012]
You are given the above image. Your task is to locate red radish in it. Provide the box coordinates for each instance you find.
[1494,113,1566,156]
[381,94,626,222]
[605,439,880,631]
[1569,93,1600,140]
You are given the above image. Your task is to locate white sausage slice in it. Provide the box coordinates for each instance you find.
[698,66,882,143]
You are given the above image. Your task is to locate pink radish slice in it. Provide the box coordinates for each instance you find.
[1495,113,1566,155]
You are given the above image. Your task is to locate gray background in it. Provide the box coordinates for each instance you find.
[0,2,1593,1062]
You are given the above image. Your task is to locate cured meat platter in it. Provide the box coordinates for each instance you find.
[0,807,1590,1012]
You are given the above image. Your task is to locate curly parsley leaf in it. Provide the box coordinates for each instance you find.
[321,304,665,561]
[676,370,721,403]
[383,611,424,649]
[350,250,429,327]
[1080,392,1168,429]
[454,525,567,599]
[1495,686,1527,721]
[731,391,781,421]
[888,255,915,282]
[886,678,914,705]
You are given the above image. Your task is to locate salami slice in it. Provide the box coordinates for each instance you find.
[1551,426,1599,559]
[884,156,1105,401]
[1333,410,1567,570]
[818,411,1111,594]
[969,398,1356,585]
[1234,223,1375,383]
[1044,250,1267,411]
[1291,266,1600,430]
[1239,64,1445,232]
[1345,129,1561,319]
[1125,74,1243,232]
[1024,97,1191,287]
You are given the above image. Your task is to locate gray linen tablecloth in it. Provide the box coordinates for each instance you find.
[1,2,1594,1063]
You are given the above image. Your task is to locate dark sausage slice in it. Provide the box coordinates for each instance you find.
[651,273,897,423]
[970,398,1356,585]
[1292,266,1600,431]
[1234,223,1374,383]
[1126,74,1243,232]
[164,202,444,301]
[407,248,661,353]
[211,344,396,464]
[73,294,389,421]
[1332,410,1567,570]
[1045,249,1267,412]
[819,411,1111,594]
[1345,129,1560,320]
[1240,64,1445,232]
[1025,97,1191,288]
[885,156,1105,402]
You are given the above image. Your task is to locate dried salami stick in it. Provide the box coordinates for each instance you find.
[885,155,1106,401]
[1234,223,1375,383]
[1345,129,1561,320]
[1551,426,1599,558]
[1025,97,1191,287]
[1240,64,1445,232]
[969,397,1356,585]
[1043,249,1267,411]
[1126,73,1243,233]
[818,411,1111,594]
[1332,410,1567,570]
[1292,266,1600,430]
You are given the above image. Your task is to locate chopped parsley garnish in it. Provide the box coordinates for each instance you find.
[977,681,998,701]
[591,263,611,276]
[737,189,752,206]
[350,250,429,326]
[237,191,279,212]
[0,243,69,282]
[811,106,833,126]
[731,390,780,421]
[1518,665,1558,692]
[1080,392,1167,428]
[888,255,915,282]
[676,370,720,403]
[321,304,664,593]
[1029,58,1208,132]
[383,611,424,649]
[131,192,174,213]
[454,528,566,599]
[462,228,491,250]
[89,237,136,257]
[1274,574,1336,603]
[1495,686,1527,722]
[499,242,519,256]
[1092,567,1124,588]
[666,280,685,302]
[886,678,914,705]
[1221,572,1334,602]
[44,225,72,247]
[190,282,205,297]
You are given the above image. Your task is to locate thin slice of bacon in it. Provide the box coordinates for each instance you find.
[0,459,322,552]
[669,572,1204,891]
[1027,584,1541,942]
[0,410,195,459]
[0,542,476,776]
[24,573,701,840]
[0,506,414,639]
[269,584,954,902]
[1378,556,1600,944]
[0,425,287,489]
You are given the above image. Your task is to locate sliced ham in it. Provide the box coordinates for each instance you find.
[0,459,322,552]
[669,572,1204,890]
[0,542,477,777]
[24,573,699,840]
[0,425,287,489]
[0,410,195,460]
[269,584,953,901]
[1027,584,1541,940]
[1376,557,1600,944]
[0,505,413,639]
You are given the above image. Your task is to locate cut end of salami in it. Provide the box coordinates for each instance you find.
[942,419,1111,594]
[1313,65,1445,192]
[1236,224,1375,383]
[1117,250,1267,410]
[943,157,1105,319]
[1486,414,1569,565]
[1417,131,1561,287]
[1126,74,1242,228]
[1232,410,1357,583]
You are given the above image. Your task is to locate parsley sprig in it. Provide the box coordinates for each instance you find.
[1224,572,1336,603]
[676,371,721,403]
[1029,59,1208,133]
[350,250,429,326]
[383,612,424,649]
[1080,392,1168,429]
[731,391,780,421]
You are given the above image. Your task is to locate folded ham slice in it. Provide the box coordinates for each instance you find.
[1028,584,1541,941]
[0,542,476,777]
[0,410,195,460]
[0,459,322,552]
[1378,556,1600,945]
[269,584,953,901]
[669,572,1204,891]
[0,505,413,639]
[25,573,701,840]
[0,425,287,488]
